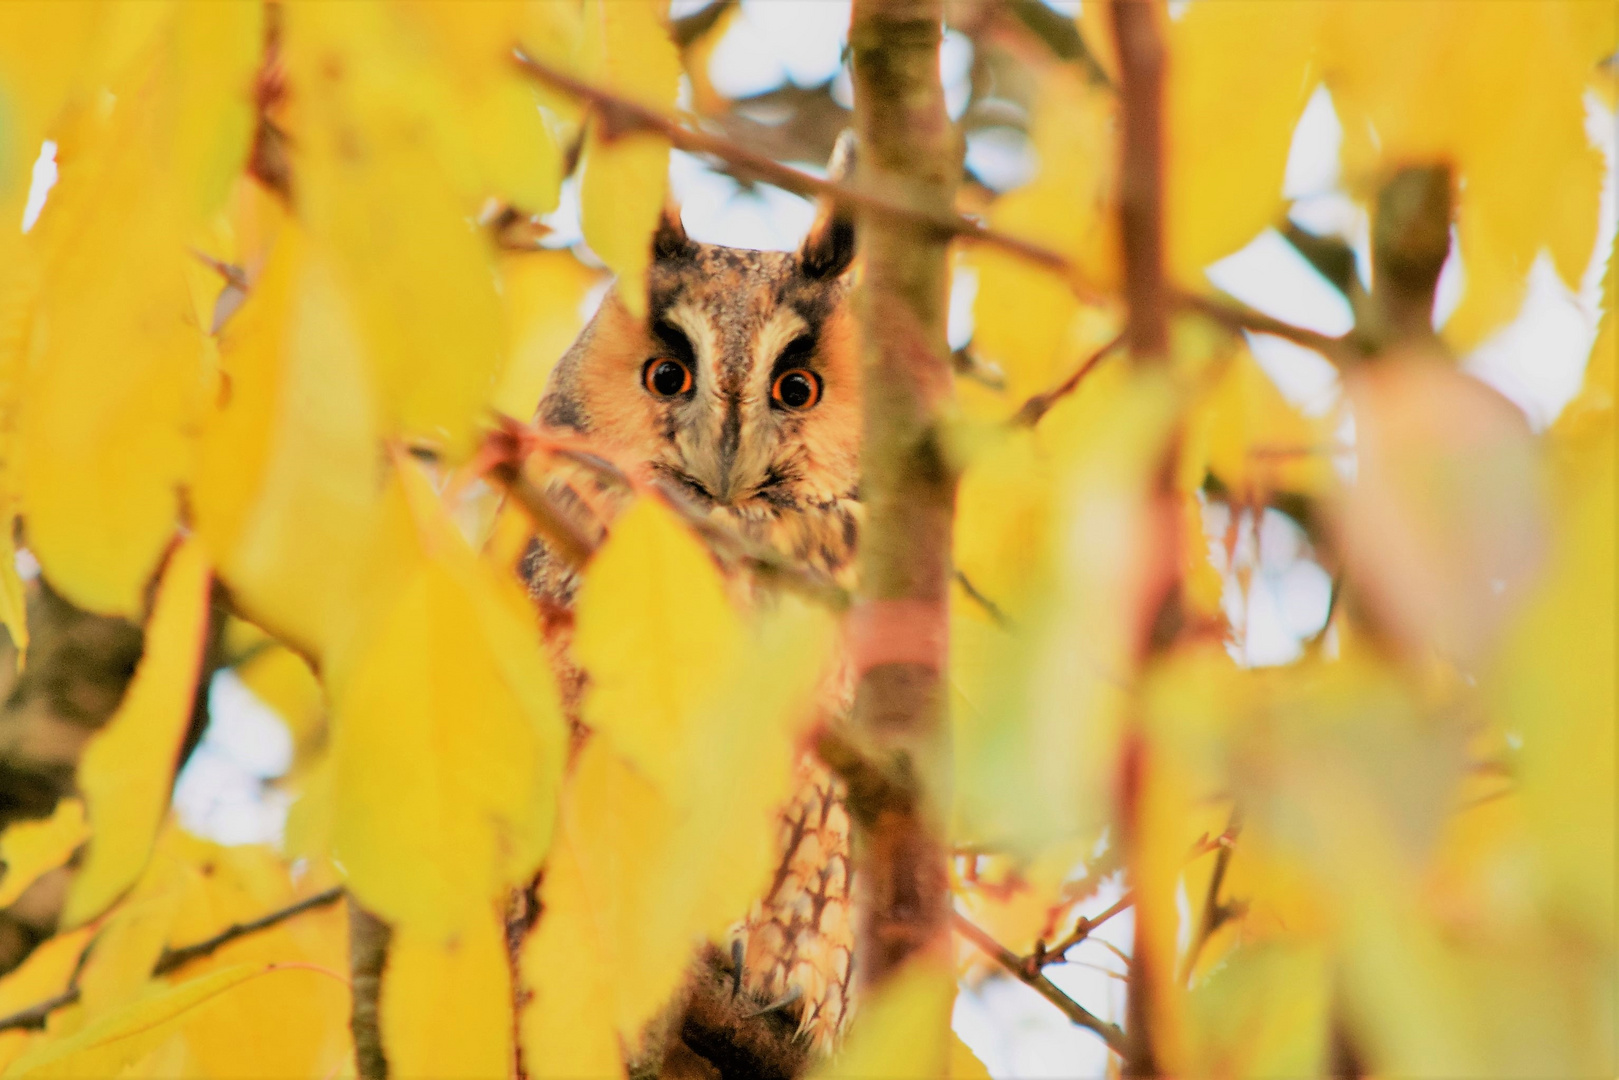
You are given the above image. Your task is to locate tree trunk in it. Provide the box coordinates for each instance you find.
[846,0,960,992]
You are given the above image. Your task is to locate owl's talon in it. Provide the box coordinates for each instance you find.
[744,984,802,1019]
[730,939,745,999]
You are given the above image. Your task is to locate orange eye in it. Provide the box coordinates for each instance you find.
[771,368,821,410]
[643,358,693,397]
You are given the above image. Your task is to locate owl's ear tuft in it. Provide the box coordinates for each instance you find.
[798,131,857,279]
[799,209,855,279]
[653,202,696,261]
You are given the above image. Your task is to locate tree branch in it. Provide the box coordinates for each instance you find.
[511,49,1096,294]
[952,911,1129,1057]
[1176,290,1356,366]
[1112,0,1169,363]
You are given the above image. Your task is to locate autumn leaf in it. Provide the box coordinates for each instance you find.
[64,538,211,927]
[578,0,680,317]
[327,459,566,939]
[384,920,512,1080]
[0,800,87,910]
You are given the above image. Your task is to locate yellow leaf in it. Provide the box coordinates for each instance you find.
[573,498,741,802]
[970,69,1115,405]
[1495,420,1614,944]
[0,800,88,909]
[65,539,211,927]
[234,645,324,756]
[1166,2,1322,281]
[280,0,506,458]
[808,957,954,1080]
[328,462,565,938]
[7,964,333,1079]
[534,742,683,1053]
[384,920,512,1080]
[0,927,95,1073]
[578,0,679,317]
[15,2,260,615]
[194,223,383,663]
[76,892,182,1019]
[518,827,626,1080]
[494,250,604,420]
[1193,346,1336,501]
[1322,0,1608,347]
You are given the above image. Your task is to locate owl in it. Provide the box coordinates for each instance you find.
[523,198,862,1074]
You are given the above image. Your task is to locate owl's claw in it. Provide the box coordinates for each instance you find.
[730,939,745,999]
[744,984,802,1019]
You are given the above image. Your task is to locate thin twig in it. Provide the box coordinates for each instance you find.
[952,911,1130,1057]
[511,49,1099,297]
[953,570,1010,628]
[152,886,344,976]
[0,887,345,1035]
[1040,889,1136,968]
[1013,333,1126,426]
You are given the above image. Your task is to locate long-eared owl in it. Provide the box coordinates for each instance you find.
[523,197,861,1070]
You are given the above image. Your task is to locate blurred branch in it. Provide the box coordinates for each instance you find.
[952,911,1130,1056]
[1111,0,1168,363]
[0,887,344,1034]
[152,886,343,977]
[1367,166,1452,352]
[350,903,391,1080]
[1039,889,1135,969]
[1176,290,1357,366]
[1180,815,1244,986]
[1013,332,1125,425]
[512,50,1096,293]
[953,570,1010,627]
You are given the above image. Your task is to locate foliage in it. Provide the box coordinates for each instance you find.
[0,0,1611,1077]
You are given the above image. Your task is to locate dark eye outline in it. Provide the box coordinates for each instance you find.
[643,357,694,397]
[771,368,822,410]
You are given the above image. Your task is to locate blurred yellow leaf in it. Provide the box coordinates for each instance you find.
[328,461,565,939]
[194,224,382,663]
[0,927,95,1073]
[578,0,680,317]
[970,68,1116,405]
[518,820,627,1080]
[1191,346,1337,501]
[14,3,259,615]
[76,893,181,1020]
[234,645,324,757]
[0,800,87,909]
[65,538,211,927]
[280,0,506,459]
[384,920,512,1080]
[1495,419,1614,944]
[7,964,333,1080]
[1166,2,1322,282]
[808,957,954,1080]
[494,251,605,420]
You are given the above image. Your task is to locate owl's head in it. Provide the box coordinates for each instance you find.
[539,205,859,521]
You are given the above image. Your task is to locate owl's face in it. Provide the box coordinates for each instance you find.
[539,212,860,569]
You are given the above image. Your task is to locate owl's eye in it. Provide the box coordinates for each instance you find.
[643,358,693,397]
[771,369,821,411]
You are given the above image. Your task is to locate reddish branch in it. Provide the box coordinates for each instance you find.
[1111,0,1169,362]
